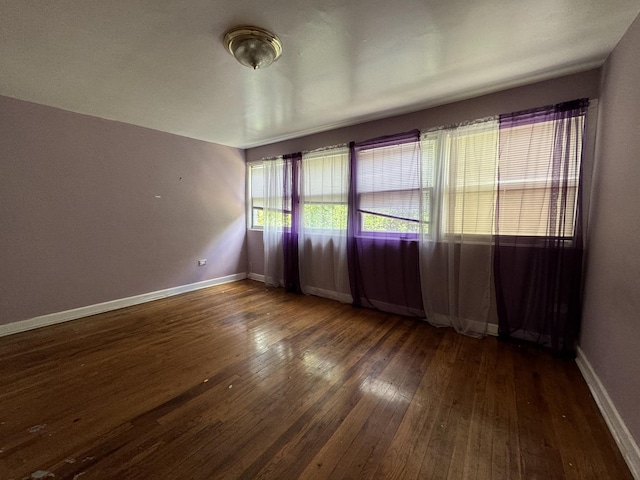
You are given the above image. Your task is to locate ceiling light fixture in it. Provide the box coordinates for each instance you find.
[223,26,283,70]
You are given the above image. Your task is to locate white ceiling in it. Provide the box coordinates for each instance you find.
[1,1,639,149]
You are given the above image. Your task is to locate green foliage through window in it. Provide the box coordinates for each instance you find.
[303,204,347,230]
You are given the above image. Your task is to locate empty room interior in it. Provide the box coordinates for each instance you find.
[1,1,640,479]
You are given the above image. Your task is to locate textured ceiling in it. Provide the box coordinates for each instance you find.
[1,0,639,148]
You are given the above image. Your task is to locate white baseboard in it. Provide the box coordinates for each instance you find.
[243,276,500,337]
[0,273,248,338]
[301,285,353,304]
[422,312,499,337]
[486,322,499,336]
[576,346,640,479]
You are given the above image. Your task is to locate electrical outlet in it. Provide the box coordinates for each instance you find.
[198,259,207,266]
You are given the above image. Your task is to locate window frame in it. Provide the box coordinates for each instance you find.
[247,162,264,231]
[427,116,583,244]
[299,147,350,235]
[356,188,422,239]
[353,135,423,240]
[247,104,589,243]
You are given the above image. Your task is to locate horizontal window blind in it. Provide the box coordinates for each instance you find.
[356,140,421,234]
[498,118,583,237]
[422,121,498,237]
[301,147,349,231]
[249,163,265,228]
[252,107,584,239]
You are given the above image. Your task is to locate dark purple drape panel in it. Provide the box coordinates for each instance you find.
[494,99,588,356]
[283,152,301,293]
[347,141,362,304]
[347,131,424,316]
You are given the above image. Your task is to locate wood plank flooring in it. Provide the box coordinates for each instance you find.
[0,280,632,479]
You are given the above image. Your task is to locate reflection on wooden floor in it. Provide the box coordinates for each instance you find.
[0,280,632,479]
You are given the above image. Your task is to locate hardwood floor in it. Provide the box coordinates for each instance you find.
[0,280,632,479]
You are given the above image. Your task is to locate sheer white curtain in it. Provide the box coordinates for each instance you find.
[263,156,286,287]
[419,119,499,336]
[299,146,352,303]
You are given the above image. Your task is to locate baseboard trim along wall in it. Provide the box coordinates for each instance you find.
[0,273,248,338]
[576,347,640,479]
[242,272,502,335]
[241,273,502,336]
[247,273,265,282]
[486,323,499,336]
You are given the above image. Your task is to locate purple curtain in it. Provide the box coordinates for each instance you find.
[494,99,588,356]
[283,152,301,293]
[347,131,424,316]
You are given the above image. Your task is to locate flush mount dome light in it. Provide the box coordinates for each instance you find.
[223,26,282,70]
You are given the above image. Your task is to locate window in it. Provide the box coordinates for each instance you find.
[422,114,583,238]
[261,156,294,230]
[497,118,583,237]
[355,139,421,236]
[249,160,293,230]
[248,163,264,229]
[422,122,499,238]
[301,147,349,232]
[251,106,585,240]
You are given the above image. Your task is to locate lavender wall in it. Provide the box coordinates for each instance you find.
[0,96,246,326]
[247,229,265,278]
[580,14,640,447]
[245,70,601,276]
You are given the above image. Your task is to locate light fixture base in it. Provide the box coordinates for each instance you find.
[223,26,283,70]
